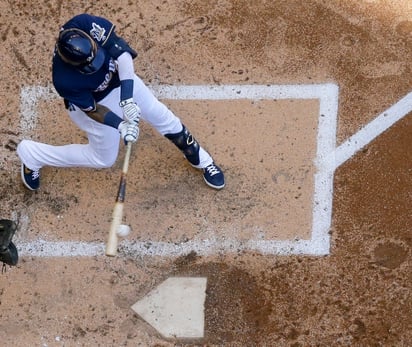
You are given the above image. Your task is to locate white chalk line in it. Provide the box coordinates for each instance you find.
[18,83,340,257]
[19,85,58,135]
[333,91,412,168]
[18,238,329,258]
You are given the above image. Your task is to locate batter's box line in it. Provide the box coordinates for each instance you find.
[18,83,339,257]
[17,238,330,258]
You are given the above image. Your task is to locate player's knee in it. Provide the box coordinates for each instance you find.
[93,156,117,169]
[92,152,118,168]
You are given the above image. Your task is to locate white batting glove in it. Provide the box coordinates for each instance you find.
[119,98,141,123]
[118,120,139,143]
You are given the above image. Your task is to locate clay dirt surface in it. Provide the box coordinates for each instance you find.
[0,1,411,346]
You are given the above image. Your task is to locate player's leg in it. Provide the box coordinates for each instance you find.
[17,106,120,190]
[68,104,121,168]
[129,75,225,189]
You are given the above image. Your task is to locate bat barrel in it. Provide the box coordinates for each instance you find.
[106,201,124,256]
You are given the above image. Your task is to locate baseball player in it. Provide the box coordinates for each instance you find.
[17,13,225,191]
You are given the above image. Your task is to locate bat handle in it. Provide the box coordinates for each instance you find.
[122,141,132,173]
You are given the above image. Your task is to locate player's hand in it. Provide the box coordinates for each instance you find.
[119,98,141,123]
[118,120,139,143]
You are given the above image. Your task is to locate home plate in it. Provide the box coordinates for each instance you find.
[131,277,207,339]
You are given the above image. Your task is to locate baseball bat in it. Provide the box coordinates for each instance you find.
[106,141,133,256]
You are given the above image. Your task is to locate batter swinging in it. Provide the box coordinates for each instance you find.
[17,13,225,191]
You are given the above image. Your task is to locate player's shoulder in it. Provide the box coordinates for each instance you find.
[62,13,114,45]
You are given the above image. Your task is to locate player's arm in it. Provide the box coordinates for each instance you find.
[64,96,118,127]
[62,91,121,128]
[86,104,139,143]
[62,91,126,130]
[117,52,136,102]
[86,104,118,125]
[116,52,141,124]
[101,29,140,123]
[85,104,126,131]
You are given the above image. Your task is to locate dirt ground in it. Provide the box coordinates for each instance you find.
[1,0,411,346]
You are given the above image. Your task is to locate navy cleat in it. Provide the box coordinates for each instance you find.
[21,164,40,191]
[203,163,225,190]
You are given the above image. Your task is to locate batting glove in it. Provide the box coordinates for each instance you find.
[119,98,141,123]
[118,120,139,143]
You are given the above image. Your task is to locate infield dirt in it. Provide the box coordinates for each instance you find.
[0,1,411,346]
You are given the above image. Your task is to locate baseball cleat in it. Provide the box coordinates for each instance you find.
[203,163,225,190]
[21,164,40,191]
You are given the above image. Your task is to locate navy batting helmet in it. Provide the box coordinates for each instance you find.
[56,28,105,74]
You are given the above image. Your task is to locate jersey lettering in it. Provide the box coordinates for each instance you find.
[94,58,117,92]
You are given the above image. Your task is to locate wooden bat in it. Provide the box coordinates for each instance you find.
[105,141,133,256]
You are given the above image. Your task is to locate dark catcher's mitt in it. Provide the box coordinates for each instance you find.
[0,219,18,268]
